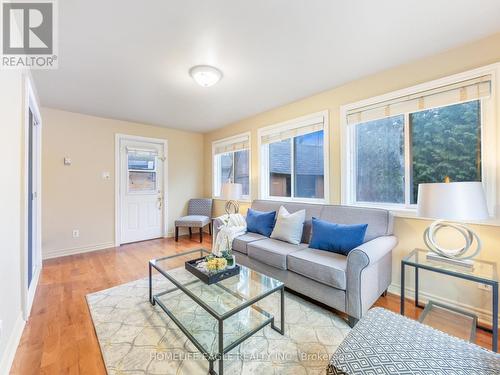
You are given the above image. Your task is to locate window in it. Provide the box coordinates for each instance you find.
[260,112,328,202]
[213,133,250,198]
[343,70,494,212]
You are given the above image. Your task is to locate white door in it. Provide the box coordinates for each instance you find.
[120,139,165,244]
[25,98,42,319]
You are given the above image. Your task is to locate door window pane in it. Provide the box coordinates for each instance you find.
[234,150,249,196]
[129,171,156,192]
[128,151,156,170]
[410,100,481,203]
[355,115,405,204]
[269,139,291,197]
[294,130,324,198]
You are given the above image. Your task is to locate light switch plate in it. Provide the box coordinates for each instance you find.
[64,157,72,165]
[102,171,111,180]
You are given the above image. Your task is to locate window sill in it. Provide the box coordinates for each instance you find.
[262,196,328,205]
[212,197,252,203]
[346,202,500,227]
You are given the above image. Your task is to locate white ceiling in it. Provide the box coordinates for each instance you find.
[33,0,500,132]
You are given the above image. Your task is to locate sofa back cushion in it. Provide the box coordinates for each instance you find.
[251,200,393,243]
[319,205,393,242]
[251,200,322,243]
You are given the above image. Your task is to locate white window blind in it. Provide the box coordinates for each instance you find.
[260,115,325,145]
[347,75,492,125]
[126,146,158,155]
[213,134,250,155]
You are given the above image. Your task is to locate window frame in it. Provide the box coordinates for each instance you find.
[258,111,330,204]
[212,132,251,201]
[340,64,499,218]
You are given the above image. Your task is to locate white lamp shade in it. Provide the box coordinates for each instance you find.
[221,182,242,200]
[417,181,489,221]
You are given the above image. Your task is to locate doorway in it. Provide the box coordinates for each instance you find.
[116,135,167,245]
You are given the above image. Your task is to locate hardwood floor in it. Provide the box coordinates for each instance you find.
[10,236,499,374]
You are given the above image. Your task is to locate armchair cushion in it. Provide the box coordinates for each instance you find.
[328,307,500,375]
[175,215,210,228]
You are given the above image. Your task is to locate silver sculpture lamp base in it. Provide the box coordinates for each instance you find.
[224,200,239,215]
[423,219,481,269]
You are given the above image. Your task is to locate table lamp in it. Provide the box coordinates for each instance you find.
[221,182,242,214]
[417,181,489,268]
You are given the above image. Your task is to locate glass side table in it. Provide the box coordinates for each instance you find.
[401,249,498,352]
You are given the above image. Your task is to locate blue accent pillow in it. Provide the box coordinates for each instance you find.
[246,208,276,237]
[309,218,368,255]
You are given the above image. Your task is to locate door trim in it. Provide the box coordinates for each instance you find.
[115,134,168,246]
[22,73,42,320]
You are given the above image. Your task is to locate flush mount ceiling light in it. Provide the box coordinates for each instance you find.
[189,65,223,87]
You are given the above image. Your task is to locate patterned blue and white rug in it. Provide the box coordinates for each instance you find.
[86,272,350,374]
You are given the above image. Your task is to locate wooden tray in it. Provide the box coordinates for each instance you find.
[185,257,240,285]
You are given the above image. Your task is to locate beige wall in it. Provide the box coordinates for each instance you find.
[203,32,500,322]
[42,108,205,258]
[0,70,24,371]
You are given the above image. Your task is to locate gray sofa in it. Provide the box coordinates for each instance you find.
[214,200,397,326]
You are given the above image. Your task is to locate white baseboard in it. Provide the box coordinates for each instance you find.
[0,314,25,375]
[388,283,499,327]
[25,263,42,319]
[42,241,115,260]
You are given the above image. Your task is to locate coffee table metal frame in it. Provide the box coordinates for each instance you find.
[149,248,285,375]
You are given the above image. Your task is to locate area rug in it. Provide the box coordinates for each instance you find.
[86,271,350,374]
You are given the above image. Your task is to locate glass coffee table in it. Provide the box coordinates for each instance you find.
[149,248,285,375]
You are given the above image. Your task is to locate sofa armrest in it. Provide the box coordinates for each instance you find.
[348,236,397,267]
[212,216,225,243]
[346,235,398,319]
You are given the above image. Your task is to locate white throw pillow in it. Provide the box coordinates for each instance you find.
[270,206,306,245]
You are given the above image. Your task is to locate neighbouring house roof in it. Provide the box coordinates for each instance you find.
[269,141,323,176]
[219,142,324,177]
[220,151,249,178]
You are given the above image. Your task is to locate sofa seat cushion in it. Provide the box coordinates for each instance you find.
[247,239,308,270]
[288,248,347,290]
[232,232,268,254]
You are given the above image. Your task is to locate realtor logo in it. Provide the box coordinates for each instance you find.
[1,0,58,69]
